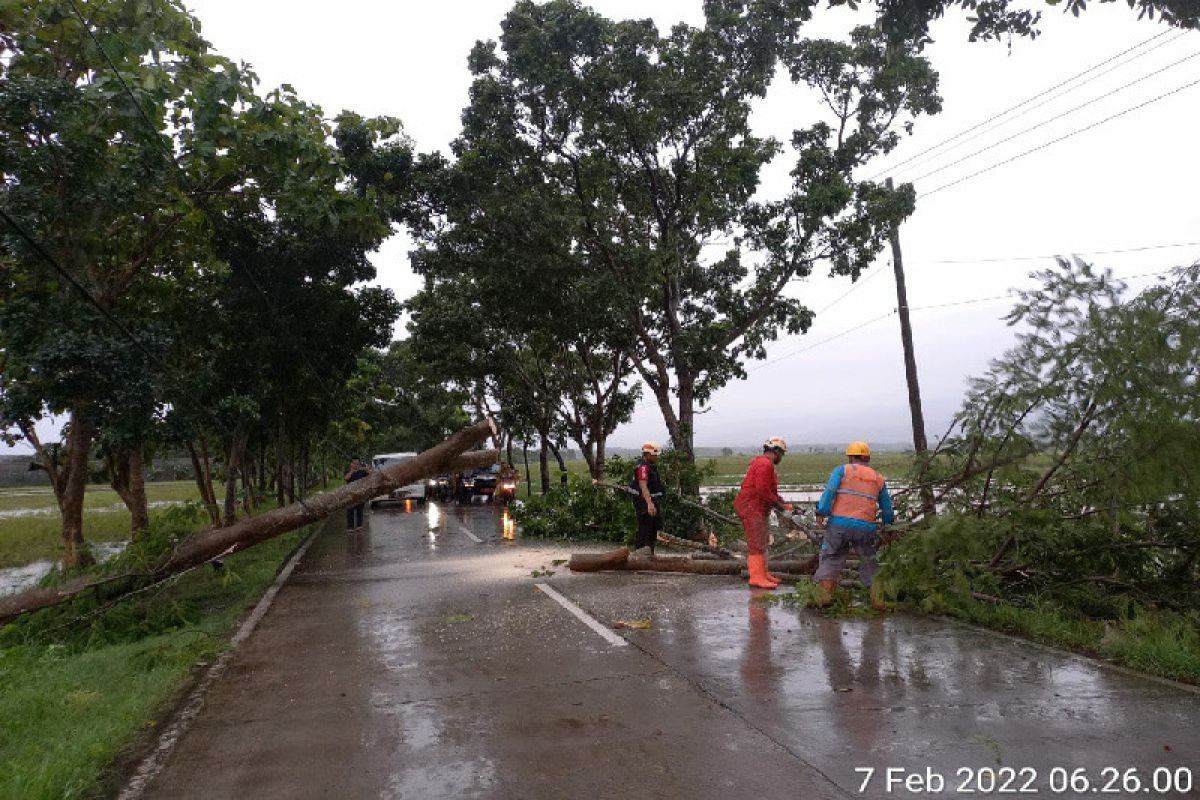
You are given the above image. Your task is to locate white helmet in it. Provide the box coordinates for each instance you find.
[641,441,662,456]
[763,436,788,453]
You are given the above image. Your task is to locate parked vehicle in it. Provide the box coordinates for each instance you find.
[369,452,426,507]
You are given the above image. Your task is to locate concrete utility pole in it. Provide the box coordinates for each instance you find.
[886,179,936,518]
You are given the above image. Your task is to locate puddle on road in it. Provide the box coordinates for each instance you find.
[384,758,498,799]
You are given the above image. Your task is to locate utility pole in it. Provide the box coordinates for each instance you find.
[886,178,936,518]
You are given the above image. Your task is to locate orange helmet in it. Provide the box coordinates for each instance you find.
[846,441,871,457]
[763,436,788,453]
[641,441,662,456]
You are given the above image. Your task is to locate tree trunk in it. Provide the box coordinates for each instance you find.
[0,422,498,623]
[674,374,699,498]
[187,440,220,526]
[109,446,150,536]
[523,440,533,496]
[549,443,568,487]
[197,438,217,524]
[539,436,550,494]
[568,547,816,576]
[275,424,287,508]
[59,407,96,569]
[223,438,241,527]
[592,428,607,480]
[259,442,268,496]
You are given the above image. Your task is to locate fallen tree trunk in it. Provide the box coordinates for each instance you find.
[656,531,738,559]
[569,547,817,575]
[0,421,498,623]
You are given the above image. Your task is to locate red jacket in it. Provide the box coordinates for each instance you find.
[734,455,782,517]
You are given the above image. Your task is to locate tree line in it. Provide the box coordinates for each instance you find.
[2,0,1192,571]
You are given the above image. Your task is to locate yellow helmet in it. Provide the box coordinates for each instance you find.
[763,436,788,453]
[846,441,871,457]
[641,441,662,456]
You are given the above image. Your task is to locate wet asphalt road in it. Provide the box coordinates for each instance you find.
[141,503,1200,799]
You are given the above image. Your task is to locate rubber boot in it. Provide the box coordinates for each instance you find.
[763,558,783,587]
[815,578,837,607]
[747,554,778,589]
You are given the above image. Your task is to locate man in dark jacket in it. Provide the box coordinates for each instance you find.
[629,441,665,557]
[344,458,370,532]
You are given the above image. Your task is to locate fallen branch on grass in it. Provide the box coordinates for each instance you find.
[0,421,499,623]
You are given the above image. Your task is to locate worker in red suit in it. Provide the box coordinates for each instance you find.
[734,437,794,589]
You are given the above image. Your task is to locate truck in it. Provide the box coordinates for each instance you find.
[369,452,428,507]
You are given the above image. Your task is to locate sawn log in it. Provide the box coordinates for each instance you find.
[569,547,817,575]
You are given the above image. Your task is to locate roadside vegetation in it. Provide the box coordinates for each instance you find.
[0,503,314,798]
[0,482,201,568]
[875,262,1200,683]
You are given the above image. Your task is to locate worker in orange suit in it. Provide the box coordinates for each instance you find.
[734,437,794,589]
[814,441,894,609]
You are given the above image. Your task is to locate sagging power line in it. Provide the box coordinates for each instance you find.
[869,29,1180,182]
[907,49,1200,186]
[922,75,1200,197]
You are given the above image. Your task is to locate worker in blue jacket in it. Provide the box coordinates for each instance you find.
[814,441,894,609]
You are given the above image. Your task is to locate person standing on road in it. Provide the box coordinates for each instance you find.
[814,441,894,609]
[344,457,371,532]
[629,441,665,557]
[734,437,794,589]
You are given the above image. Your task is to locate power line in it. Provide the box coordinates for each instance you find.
[0,205,154,361]
[869,30,1177,182]
[885,31,1188,181]
[749,309,898,371]
[748,264,1188,371]
[923,75,1200,198]
[813,262,888,316]
[908,50,1200,185]
[926,240,1200,265]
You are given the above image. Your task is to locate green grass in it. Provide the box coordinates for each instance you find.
[0,482,207,569]
[0,525,311,799]
[949,600,1200,685]
[0,481,201,513]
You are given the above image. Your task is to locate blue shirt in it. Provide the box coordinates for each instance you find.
[816,464,894,531]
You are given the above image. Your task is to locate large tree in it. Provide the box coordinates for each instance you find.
[0,1,401,562]
[442,1,938,487]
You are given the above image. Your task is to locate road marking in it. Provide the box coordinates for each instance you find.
[535,583,628,647]
[450,518,483,543]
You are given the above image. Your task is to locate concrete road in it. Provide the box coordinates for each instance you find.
[139,503,1200,799]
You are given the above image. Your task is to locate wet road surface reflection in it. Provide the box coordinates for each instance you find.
[139,504,1200,800]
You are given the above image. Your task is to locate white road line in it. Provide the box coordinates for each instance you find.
[535,583,628,648]
[450,518,483,543]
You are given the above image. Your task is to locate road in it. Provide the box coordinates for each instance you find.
[137,503,1200,799]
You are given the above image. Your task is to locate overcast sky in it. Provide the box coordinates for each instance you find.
[31,1,1200,454]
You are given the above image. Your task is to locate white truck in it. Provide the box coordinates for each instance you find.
[370,452,428,506]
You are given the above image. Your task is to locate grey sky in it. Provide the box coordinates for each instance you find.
[30,1,1200,453]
